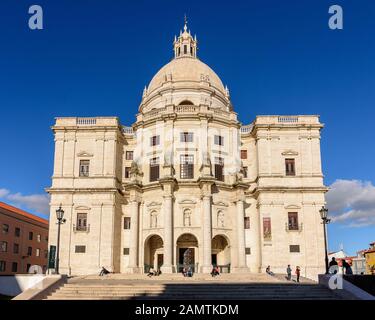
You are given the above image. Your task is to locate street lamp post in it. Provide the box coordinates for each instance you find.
[55,205,66,275]
[319,206,331,274]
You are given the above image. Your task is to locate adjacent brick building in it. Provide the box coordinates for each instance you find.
[0,202,49,275]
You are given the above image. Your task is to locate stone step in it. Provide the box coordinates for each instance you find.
[56,292,332,296]
[46,296,338,300]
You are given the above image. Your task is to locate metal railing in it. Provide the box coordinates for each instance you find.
[73,224,90,233]
[285,223,303,232]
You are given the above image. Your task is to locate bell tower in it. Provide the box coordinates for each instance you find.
[173,16,197,59]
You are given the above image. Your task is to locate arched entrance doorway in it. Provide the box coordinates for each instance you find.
[212,235,231,273]
[144,235,163,273]
[176,233,199,272]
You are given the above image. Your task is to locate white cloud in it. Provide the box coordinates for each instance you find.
[326,179,375,227]
[0,189,50,216]
[0,189,10,198]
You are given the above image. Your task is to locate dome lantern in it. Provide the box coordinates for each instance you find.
[173,15,197,59]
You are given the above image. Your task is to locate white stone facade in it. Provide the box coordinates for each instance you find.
[47,22,327,280]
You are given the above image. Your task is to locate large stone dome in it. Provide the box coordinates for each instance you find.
[139,20,232,113]
[147,57,226,95]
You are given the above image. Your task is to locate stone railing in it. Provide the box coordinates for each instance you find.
[122,126,134,135]
[55,117,120,127]
[240,124,253,134]
[143,107,166,120]
[77,118,97,125]
[278,116,298,123]
[175,105,199,113]
[255,115,320,125]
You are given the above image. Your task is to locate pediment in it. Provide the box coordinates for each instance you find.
[75,206,91,211]
[213,201,229,207]
[285,205,301,210]
[282,150,299,156]
[146,201,162,207]
[178,199,197,205]
[77,151,94,157]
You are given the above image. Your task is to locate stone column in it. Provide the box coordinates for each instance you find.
[201,194,212,273]
[233,191,249,273]
[128,200,139,272]
[248,206,261,273]
[236,199,246,268]
[161,194,174,273]
[160,179,175,273]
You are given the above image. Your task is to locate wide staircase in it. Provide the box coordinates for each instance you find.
[44,274,341,300]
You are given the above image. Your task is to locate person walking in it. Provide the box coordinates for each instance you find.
[286,265,292,281]
[329,257,338,274]
[342,260,353,275]
[295,266,301,283]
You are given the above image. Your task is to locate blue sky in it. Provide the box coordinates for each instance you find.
[0,0,374,255]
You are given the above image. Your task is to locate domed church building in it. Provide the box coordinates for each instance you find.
[47,21,327,280]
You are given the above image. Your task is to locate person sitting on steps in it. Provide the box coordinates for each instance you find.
[147,267,155,277]
[266,265,274,276]
[99,266,110,276]
[211,266,220,277]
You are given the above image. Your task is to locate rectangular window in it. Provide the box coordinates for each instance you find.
[150,157,160,182]
[124,217,131,230]
[241,150,247,159]
[13,243,19,254]
[244,217,250,229]
[150,135,160,146]
[285,159,296,176]
[125,167,131,179]
[180,155,194,179]
[2,224,9,234]
[245,248,251,255]
[0,261,6,272]
[76,213,88,231]
[289,245,300,253]
[123,248,130,255]
[79,160,90,177]
[180,132,193,143]
[36,248,40,257]
[0,241,7,252]
[126,151,134,160]
[263,217,272,241]
[15,227,20,237]
[243,167,248,178]
[27,247,32,256]
[37,234,41,242]
[214,157,224,182]
[214,135,224,146]
[28,232,33,240]
[12,262,17,273]
[288,212,299,230]
[75,246,86,253]
[184,45,187,54]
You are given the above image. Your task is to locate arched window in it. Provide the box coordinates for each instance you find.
[178,100,194,106]
[183,209,192,227]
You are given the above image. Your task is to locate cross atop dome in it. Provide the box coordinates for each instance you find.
[173,16,197,59]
